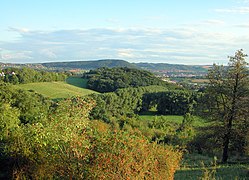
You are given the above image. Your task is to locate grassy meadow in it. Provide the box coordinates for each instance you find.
[14,78,97,100]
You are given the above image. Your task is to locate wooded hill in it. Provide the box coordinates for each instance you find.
[41,59,137,70]
[14,59,209,72]
[83,67,179,92]
[1,59,210,76]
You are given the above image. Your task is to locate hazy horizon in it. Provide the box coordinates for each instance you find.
[1,0,249,65]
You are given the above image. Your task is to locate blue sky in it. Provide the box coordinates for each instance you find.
[1,0,249,64]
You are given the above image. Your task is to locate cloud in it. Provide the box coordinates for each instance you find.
[236,0,249,4]
[8,27,30,33]
[117,49,136,58]
[1,27,249,65]
[234,23,249,28]
[215,7,249,14]
[201,19,225,25]
[0,50,33,61]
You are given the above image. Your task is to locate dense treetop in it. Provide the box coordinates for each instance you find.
[84,67,176,92]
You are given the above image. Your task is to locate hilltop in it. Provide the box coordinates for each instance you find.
[41,59,137,70]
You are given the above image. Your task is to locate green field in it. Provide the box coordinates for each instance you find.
[14,81,97,100]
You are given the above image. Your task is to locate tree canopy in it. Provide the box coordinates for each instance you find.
[205,49,249,162]
[84,67,176,92]
[0,67,67,84]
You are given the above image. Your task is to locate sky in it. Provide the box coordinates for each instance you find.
[1,0,249,65]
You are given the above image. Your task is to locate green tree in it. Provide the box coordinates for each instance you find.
[84,67,175,92]
[206,49,249,163]
[0,103,20,141]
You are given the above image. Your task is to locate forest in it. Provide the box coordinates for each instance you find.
[84,67,178,92]
[0,50,249,179]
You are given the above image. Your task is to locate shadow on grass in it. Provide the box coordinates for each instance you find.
[66,76,88,88]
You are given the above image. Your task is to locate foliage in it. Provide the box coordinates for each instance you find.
[0,96,182,179]
[142,90,199,115]
[1,97,94,179]
[84,67,176,92]
[0,103,20,141]
[88,85,169,121]
[89,129,182,180]
[187,125,223,155]
[0,83,51,124]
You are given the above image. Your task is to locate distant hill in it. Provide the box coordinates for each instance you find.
[1,59,211,74]
[41,60,209,73]
[135,62,209,72]
[41,59,136,70]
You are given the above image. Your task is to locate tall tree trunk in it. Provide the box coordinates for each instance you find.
[222,73,239,163]
[222,120,232,163]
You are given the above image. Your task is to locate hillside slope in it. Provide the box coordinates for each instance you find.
[14,81,98,100]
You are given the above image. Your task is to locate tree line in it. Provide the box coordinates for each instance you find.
[0,67,67,84]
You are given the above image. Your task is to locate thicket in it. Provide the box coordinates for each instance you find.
[0,67,67,84]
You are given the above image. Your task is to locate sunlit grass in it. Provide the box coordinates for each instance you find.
[14,81,98,100]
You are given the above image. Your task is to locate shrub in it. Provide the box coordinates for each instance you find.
[89,129,182,180]
[1,97,182,179]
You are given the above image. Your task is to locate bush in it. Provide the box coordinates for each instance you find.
[89,129,182,180]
